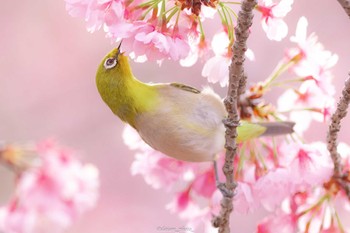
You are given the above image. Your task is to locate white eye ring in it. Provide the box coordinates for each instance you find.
[104,57,117,69]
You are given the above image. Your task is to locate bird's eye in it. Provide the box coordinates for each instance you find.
[104,57,117,69]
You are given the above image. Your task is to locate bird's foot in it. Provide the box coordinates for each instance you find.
[213,160,236,198]
[216,182,235,198]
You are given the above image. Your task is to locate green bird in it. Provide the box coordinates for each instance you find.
[96,45,294,162]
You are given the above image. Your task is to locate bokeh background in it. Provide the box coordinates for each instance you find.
[0,1,349,232]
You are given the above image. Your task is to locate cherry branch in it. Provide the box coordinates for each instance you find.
[327,75,350,199]
[212,0,257,232]
[337,0,350,18]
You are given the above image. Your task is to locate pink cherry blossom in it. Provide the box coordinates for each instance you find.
[277,81,335,133]
[286,16,338,95]
[191,170,216,198]
[66,0,192,62]
[0,140,99,233]
[65,0,117,32]
[202,55,231,87]
[124,125,197,189]
[171,188,192,212]
[0,202,37,233]
[256,212,297,233]
[254,168,293,211]
[130,150,192,189]
[257,0,294,41]
[320,225,343,233]
[202,32,254,87]
[234,182,260,214]
[279,142,333,189]
[122,123,150,151]
[167,200,212,230]
[126,26,191,61]
[338,142,350,170]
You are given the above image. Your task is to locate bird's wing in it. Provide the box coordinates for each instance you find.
[170,83,201,94]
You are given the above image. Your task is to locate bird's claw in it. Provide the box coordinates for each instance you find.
[216,182,234,198]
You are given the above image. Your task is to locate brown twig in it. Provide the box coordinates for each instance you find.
[327,76,350,199]
[337,0,350,18]
[211,0,257,232]
[327,77,350,176]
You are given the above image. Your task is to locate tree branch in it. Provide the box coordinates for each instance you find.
[337,0,350,18]
[212,0,257,232]
[327,75,350,199]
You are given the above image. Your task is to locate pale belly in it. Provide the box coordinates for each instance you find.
[135,115,226,162]
[134,87,227,162]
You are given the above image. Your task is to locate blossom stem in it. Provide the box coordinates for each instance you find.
[166,6,179,23]
[171,7,181,35]
[334,208,346,233]
[136,0,158,9]
[255,143,267,169]
[159,0,167,30]
[219,4,231,39]
[271,138,279,165]
[269,77,307,87]
[198,17,205,40]
[263,59,295,90]
[217,8,227,27]
[236,147,245,178]
[140,0,161,20]
[277,107,327,114]
[223,4,239,19]
[211,1,257,232]
[220,3,238,42]
[297,194,329,217]
[164,5,177,16]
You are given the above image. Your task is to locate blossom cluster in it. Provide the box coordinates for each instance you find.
[64,0,349,232]
[65,0,294,83]
[0,140,99,233]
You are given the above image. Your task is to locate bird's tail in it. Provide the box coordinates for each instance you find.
[258,121,295,137]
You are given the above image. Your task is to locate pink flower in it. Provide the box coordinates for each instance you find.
[113,23,191,62]
[0,202,37,233]
[169,202,212,230]
[279,142,333,189]
[257,0,294,41]
[338,142,350,170]
[256,212,297,233]
[132,28,190,61]
[131,150,192,189]
[0,140,99,233]
[320,225,343,233]
[65,0,116,32]
[191,170,216,198]
[202,32,231,87]
[170,188,192,212]
[124,126,197,190]
[66,0,191,62]
[254,168,293,211]
[287,17,338,95]
[234,182,260,214]
[122,123,149,151]
[202,55,231,87]
[202,32,255,86]
[277,81,335,133]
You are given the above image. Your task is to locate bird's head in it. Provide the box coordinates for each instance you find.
[96,41,132,83]
[95,42,135,116]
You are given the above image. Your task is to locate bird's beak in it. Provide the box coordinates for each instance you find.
[116,40,123,58]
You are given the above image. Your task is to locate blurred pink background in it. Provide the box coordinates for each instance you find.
[0,1,349,232]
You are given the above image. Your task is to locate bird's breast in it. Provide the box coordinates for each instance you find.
[134,86,226,162]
